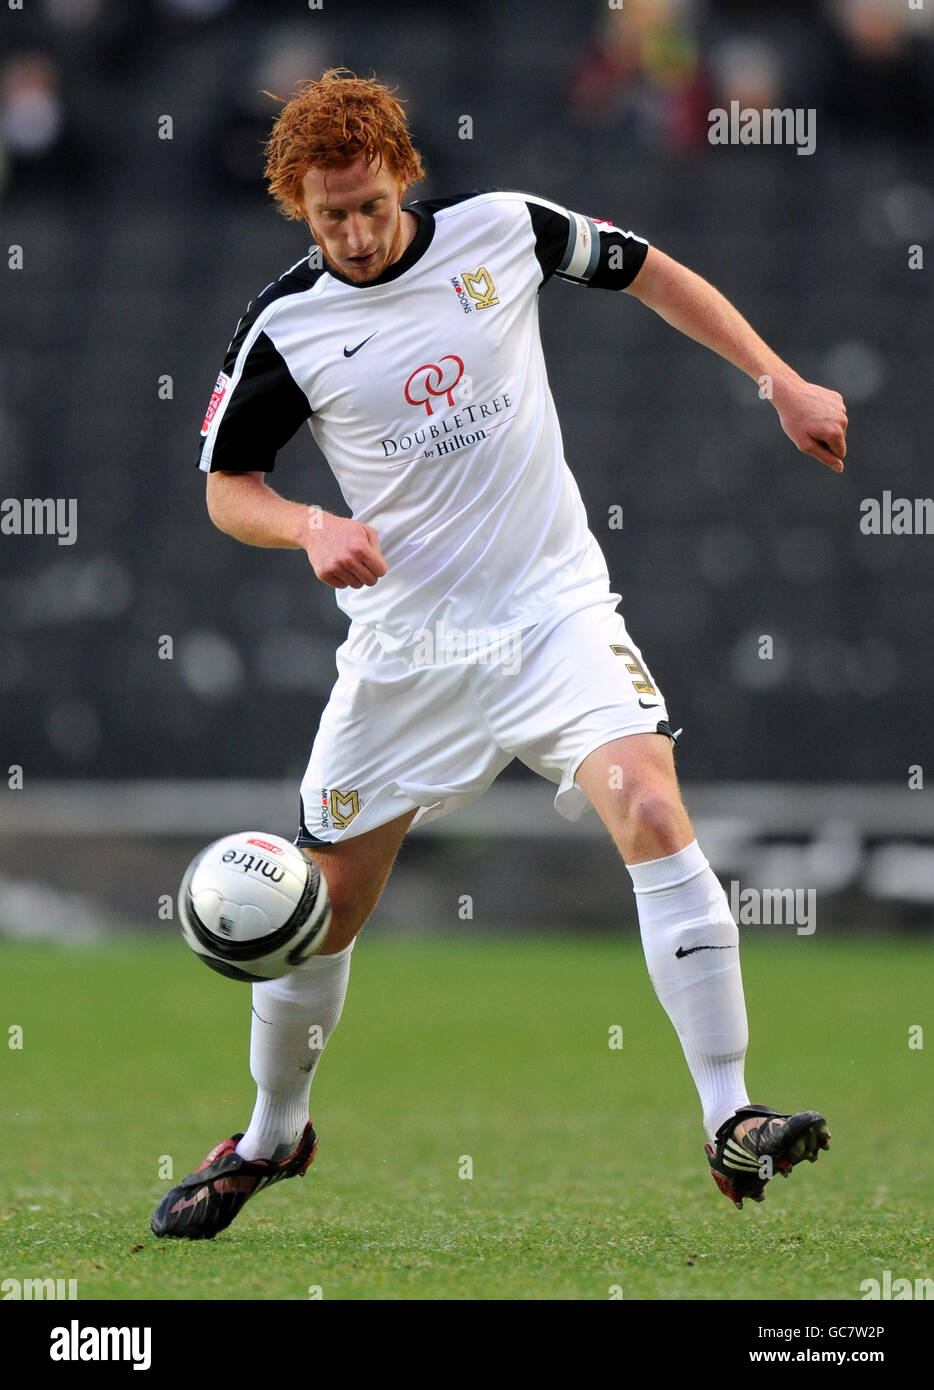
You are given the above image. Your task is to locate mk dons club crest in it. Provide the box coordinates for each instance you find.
[460,266,499,309]
[328,788,360,829]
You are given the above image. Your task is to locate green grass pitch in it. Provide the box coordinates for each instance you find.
[1,932,931,1301]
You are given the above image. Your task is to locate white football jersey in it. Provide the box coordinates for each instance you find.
[198,191,649,655]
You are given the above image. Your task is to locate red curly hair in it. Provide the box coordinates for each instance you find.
[264,68,425,222]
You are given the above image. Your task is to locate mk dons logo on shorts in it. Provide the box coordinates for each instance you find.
[404,356,465,415]
[459,266,499,309]
[324,788,360,830]
[201,372,230,435]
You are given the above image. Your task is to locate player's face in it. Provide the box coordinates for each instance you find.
[301,157,411,284]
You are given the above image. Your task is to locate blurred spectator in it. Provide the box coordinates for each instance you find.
[1,53,64,163]
[823,0,934,142]
[0,50,100,198]
[568,0,713,152]
[707,36,785,114]
[44,0,107,33]
[39,0,154,69]
[211,24,333,194]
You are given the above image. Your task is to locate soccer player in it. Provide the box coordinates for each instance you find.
[152,70,845,1239]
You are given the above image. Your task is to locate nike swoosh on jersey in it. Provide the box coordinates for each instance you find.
[638,699,660,708]
[343,332,379,357]
[675,944,737,959]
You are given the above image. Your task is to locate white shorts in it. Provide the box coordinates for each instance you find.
[297,599,675,845]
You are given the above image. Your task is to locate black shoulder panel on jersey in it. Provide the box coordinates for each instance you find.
[200,330,312,474]
[222,257,325,377]
[197,256,323,473]
[526,201,570,282]
[525,197,650,291]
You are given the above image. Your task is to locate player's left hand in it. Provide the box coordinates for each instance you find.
[771,376,848,473]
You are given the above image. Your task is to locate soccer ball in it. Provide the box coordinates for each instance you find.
[178,831,330,982]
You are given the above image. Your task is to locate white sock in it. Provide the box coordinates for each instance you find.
[628,841,749,1141]
[236,941,354,1161]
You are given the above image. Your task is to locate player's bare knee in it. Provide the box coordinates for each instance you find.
[314,881,371,955]
[318,866,368,924]
[616,783,691,859]
[299,850,365,934]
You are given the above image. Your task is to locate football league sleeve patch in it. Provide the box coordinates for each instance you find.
[524,195,649,292]
[197,320,311,474]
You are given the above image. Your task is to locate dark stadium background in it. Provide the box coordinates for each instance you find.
[1,0,933,932]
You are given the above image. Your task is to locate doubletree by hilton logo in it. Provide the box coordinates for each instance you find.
[404,355,465,415]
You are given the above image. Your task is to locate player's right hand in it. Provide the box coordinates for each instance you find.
[303,509,387,589]
[772,377,848,473]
